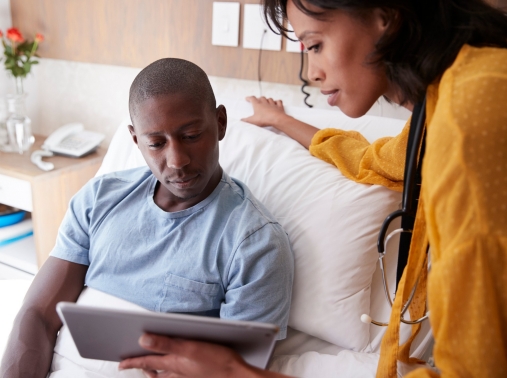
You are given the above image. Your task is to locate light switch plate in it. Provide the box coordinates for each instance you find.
[212,2,240,47]
[242,4,281,51]
[285,22,301,53]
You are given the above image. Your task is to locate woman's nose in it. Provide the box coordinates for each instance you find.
[307,58,324,83]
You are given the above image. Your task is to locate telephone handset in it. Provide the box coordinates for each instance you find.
[31,123,105,171]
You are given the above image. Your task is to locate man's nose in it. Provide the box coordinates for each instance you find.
[166,142,190,169]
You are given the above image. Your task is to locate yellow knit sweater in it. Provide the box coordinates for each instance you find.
[309,44,507,377]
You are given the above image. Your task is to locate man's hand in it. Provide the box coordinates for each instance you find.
[119,333,262,378]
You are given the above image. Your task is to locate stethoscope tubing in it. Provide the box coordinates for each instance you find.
[364,96,430,327]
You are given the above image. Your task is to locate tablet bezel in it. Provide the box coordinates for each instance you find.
[56,301,279,369]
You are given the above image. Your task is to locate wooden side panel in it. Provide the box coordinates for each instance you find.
[10,0,305,85]
[31,154,104,267]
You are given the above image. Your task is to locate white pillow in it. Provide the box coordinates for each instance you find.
[97,99,405,351]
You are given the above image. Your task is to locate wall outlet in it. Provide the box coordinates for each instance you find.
[242,4,281,51]
[212,2,240,47]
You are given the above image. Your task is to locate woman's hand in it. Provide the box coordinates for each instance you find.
[118,333,258,378]
[241,96,289,127]
[240,95,319,149]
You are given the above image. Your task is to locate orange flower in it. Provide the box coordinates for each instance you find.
[0,30,3,38]
[35,33,44,43]
[6,27,23,43]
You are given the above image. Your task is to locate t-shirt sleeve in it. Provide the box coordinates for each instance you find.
[220,222,294,340]
[308,121,409,192]
[50,179,98,266]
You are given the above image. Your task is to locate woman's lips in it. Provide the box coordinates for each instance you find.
[322,90,339,106]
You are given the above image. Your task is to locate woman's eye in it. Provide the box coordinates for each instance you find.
[306,44,320,53]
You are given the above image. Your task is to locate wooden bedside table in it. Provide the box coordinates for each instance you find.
[0,134,106,269]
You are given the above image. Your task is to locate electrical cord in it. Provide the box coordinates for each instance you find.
[258,29,267,97]
[299,44,313,108]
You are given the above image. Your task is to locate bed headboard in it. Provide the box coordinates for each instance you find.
[10,0,305,85]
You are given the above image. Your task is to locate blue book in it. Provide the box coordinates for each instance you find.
[0,219,34,247]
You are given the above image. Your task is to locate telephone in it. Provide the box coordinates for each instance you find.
[42,123,105,157]
[31,123,105,171]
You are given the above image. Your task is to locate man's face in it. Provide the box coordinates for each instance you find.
[129,93,227,212]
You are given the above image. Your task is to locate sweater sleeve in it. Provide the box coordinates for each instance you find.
[308,121,409,192]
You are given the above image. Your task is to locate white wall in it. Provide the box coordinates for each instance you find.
[0,0,11,99]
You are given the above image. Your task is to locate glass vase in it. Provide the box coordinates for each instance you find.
[5,93,34,154]
[0,97,8,147]
[16,77,24,96]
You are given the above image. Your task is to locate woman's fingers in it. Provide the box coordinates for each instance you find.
[245,96,283,105]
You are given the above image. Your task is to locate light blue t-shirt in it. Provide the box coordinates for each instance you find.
[51,167,293,339]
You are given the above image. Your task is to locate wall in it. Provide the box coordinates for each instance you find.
[1,0,413,145]
[7,59,409,145]
[10,0,305,85]
[0,0,11,99]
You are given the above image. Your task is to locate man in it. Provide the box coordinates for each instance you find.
[0,58,294,377]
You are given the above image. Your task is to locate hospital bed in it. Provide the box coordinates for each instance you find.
[1,98,433,377]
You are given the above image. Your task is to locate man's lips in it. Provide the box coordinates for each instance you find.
[167,175,199,189]
[321,89,339,106]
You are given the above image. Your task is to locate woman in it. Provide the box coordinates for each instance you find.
[119,0,507,376]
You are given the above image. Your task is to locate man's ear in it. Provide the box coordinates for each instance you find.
[216,105,227,141]
[128,125,139,146]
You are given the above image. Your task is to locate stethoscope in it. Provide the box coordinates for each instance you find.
[361,96,430,327]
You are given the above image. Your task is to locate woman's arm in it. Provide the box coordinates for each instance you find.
[241,96,319,149]
[0,257,87,378]
[119,333,292,378]
[242,96,408,191]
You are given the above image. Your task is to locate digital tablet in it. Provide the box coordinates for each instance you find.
[56,302,279,369]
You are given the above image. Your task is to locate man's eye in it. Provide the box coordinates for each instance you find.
[148,141,165,148]
[183,134,200,140]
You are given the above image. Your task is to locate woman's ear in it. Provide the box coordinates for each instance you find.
[376,7,400,35]
[216,105,227,141]
[372,7,398,34]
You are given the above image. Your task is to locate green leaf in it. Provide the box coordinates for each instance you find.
[23,61,31,74]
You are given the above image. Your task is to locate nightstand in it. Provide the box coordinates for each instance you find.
[0,135,106,269]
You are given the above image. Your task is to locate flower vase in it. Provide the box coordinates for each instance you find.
[0,98,8,147]
[15,77,24,96]
[5,93,34,154]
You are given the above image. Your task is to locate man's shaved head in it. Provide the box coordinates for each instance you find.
[129,58,216,121]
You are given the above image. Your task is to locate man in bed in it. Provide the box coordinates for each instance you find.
[0,58,294,377]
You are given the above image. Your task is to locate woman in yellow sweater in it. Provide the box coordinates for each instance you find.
[119,0,507,377]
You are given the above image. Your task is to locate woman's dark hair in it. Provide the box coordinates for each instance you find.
[263,0,507,105]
